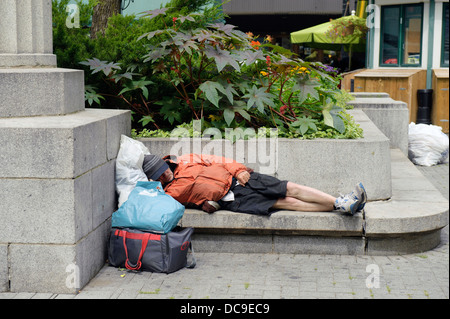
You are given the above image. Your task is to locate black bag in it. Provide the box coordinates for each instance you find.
[108,227,196,273]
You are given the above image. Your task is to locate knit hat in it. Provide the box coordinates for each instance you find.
[142,155,169,181]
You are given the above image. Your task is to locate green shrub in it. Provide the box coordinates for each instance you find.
[53,1,362,140]
[52,0,95,70]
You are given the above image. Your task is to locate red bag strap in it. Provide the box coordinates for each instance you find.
[121,231,151,271]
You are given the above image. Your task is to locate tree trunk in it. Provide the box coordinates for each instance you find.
[90,0,121,39]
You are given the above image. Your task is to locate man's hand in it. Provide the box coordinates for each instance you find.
[237,171,251,186]
[201,201,219,214]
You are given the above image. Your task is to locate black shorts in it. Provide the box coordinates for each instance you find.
[218,172,288,216]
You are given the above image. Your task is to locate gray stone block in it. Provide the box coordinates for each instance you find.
[0,109,131,178]
[0,160,118,245]
[191,233,273,253]
[9,243,77,293]
[0,54,56,68]
[348,93,409,155]
[366,230,442,255]
[274,235,365,255]
[0,245,7,292]
[365,149,449,236]
[92,160,117,228]
[0,174,89,244]
[0,68,84,117]
[8,221,109,294]
[181,209,363,236]
[190,233,365,255]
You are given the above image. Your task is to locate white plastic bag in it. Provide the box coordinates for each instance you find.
[115,135,151,207]
[408,122,449,166]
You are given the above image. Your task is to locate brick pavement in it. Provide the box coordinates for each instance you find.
[1,163,448,300]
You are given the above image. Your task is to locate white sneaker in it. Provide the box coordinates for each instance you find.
[335,185,364,215]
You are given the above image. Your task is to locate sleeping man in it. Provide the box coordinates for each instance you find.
[142,153,366,216]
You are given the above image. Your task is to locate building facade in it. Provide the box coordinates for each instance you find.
[366,0,448,71]
[355,0,449,131]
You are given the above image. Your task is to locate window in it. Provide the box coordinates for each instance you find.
[380,4,423,67]
[442,3,449,67]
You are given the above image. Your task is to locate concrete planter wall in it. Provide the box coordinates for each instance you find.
[140,110,391,201]
[348,92,410,155]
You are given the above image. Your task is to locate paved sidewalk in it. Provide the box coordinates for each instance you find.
[1,163,448,300]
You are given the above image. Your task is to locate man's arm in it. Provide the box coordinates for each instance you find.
[180,153,248,178]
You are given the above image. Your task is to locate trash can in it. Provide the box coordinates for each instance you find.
[416,89,433,124]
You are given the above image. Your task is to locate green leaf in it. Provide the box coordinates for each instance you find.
[157,98,184,125]
[84,91,105,106]
[291,117,318,135]
[80,58,121,76]
[236,107,251,122]
[292,78,321,102]
[240,50,265,66]
[322,101,346,134]
[141,8,168,20]
[119,79,153,98]
[223,108,235,126]
[199,81,224,108]
[260,43,295,57]
[137,29,166,41]
[138,115,154,127]
[243,86,276,113]
[110,72,139,83]
[204,46,240,72]
[217,80,238,104]
[143,47,171,63]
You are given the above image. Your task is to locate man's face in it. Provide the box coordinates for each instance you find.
[157,168,174,184]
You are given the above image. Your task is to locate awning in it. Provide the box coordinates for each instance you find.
[290,15,366,52]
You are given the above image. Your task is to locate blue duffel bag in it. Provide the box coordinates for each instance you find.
[112,181,185,234]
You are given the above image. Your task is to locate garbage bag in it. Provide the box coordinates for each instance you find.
[115,135,150,207]
[408,122,449,166]
[112,181,185,234]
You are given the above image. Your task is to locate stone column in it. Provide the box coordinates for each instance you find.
[0,0,84,117]
[0,0,131,293]
[0,0,56,67]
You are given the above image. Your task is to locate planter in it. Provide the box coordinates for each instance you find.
[348,92,410,155]
[139,110,391,201]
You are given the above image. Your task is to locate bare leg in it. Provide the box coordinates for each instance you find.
[272,182,336,212]
[272,196,333,212]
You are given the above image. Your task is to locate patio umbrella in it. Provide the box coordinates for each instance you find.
[290,14,367,68]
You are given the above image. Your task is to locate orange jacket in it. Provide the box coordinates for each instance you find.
[163,153,248,206]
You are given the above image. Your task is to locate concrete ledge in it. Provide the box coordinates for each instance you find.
[140,110,392,200]
[181,210,363,236]
[0,68,84,117]
[179,149,448,255]
[0,108,131,178]
[0,53,57,68]
[348,92,409,155]
[364,149,449,237]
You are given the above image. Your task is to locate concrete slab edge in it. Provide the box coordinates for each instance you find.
[180,149,449,255]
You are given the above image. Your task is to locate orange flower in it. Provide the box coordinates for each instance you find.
[250,40,260,49]
[265,35,274,43]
